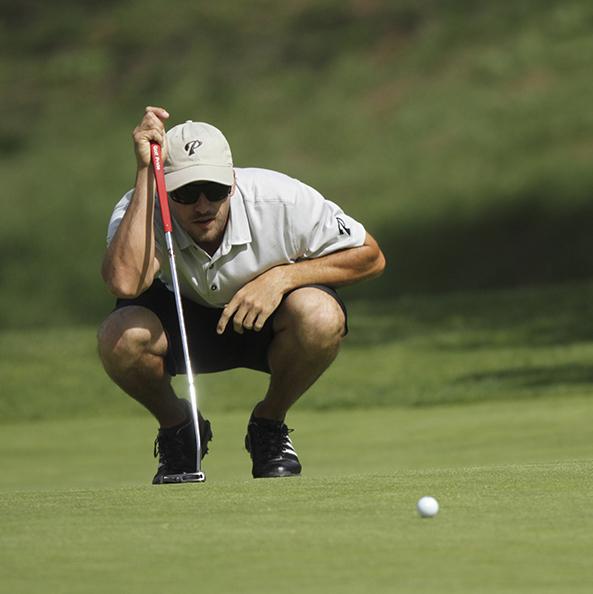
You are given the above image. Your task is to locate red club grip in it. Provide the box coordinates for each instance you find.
[150,142,172,233]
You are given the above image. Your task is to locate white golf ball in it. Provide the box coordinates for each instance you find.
[417,496,439,518]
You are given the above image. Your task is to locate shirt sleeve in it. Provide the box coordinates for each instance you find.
[289,180,366,259]
[106,190,133,246]
[106,189,167,264]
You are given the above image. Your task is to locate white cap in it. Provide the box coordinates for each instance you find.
[164,121,234,191]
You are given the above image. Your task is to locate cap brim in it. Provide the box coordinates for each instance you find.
[165,165,234,191]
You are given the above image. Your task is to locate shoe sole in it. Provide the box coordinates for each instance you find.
[253,473,301,479]
[253,466,301,479]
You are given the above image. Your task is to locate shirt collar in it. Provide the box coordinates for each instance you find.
[170,212,194,251]
[223,187,252,251]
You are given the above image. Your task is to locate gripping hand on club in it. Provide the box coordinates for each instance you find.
[133,106,170,167]
[217,267,288,335]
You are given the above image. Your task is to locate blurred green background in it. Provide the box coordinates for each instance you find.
[2,0,593,329]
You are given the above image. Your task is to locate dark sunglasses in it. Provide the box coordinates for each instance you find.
[169,181,232,204]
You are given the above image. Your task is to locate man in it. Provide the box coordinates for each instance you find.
[98,106,385,483]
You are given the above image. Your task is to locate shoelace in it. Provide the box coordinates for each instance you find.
[153,421,212,462]
[153,433,188,466]
[252,424,294,458]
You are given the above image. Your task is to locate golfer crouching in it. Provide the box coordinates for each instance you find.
[98,106,386,483]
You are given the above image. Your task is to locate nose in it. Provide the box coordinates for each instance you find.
[192,194,210,212]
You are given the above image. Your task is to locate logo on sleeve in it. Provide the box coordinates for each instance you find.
[184,140,203,156]
[336,217,351,236]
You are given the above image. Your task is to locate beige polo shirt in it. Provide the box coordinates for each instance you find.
[107,167,366,307]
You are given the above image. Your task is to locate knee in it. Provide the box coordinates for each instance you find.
[97,307,165,368]
[276,288,345,350]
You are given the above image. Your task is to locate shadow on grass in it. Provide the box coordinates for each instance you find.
[370,183,593,296]
[457,364,593,389]
[346,281,593,349]
[342,177,593,348]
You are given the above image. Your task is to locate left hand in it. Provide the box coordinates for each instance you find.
[217,267,289,334]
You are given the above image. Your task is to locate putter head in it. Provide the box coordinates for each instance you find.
[161,471,206,484]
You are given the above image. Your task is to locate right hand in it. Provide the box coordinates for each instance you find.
[132,106,170,168]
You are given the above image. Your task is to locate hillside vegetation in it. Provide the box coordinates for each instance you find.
[2,0,593,328]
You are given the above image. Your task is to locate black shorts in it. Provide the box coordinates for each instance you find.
[114,280,347,376]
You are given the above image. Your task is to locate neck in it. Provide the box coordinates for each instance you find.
[197,238,223,257]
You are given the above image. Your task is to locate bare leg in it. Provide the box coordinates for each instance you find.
[252,288,346,421]
[97,306,187,428]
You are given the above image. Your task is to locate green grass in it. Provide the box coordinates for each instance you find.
[3,281,593,422]
[2,402,593,593]
[2,284,593,592]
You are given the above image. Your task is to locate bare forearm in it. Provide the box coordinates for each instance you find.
[278,232,386,293]
[101,167,158,297]
[216,232,385,334]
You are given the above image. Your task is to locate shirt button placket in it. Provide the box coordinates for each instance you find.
[207,261,217,292]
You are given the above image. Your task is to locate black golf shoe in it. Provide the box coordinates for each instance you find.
[152,413,212,484]
[245,415,302,478]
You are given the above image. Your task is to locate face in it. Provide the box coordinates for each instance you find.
[169,184,232,252]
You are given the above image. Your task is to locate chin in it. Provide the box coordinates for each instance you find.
[192,230,215,244]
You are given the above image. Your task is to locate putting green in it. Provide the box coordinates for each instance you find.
[2,396,593,593]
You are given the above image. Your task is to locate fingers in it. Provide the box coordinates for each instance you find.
[133,107,170,167]
[145,106,170,121]
[133,123,165,146]
[252,310,270,332]
[232,303,266,334]
[217,297,275,335]
[136,111,166,141]
[227,302,250,335]
[242,308,259,332]
[242,306,272,332]
[217,302,238,335]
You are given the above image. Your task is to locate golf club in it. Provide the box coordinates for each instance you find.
[150,141,205,483]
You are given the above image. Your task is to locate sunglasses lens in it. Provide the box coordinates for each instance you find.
[170,186,195,204]
[205,184,232,201]
[170,182,230,204]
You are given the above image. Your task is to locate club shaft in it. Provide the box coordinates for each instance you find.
[164,232,202,471]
